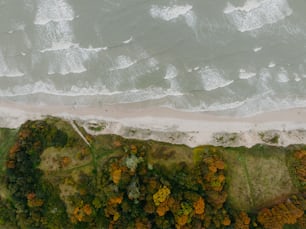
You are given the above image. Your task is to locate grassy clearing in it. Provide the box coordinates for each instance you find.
[223,145,298,212]
[39,147,92,172]
[222,148,254,211]
[245,148,296,210]
[148,141,193,167]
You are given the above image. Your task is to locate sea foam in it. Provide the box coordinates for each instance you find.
[199,66,233,91]
[36,21,74,49]
[35,7,102,76]
[34,0,74,25]
[224,0,292,32]
[239,69,256,79]
[164,64,178,79]
[150,4,196,30]
[0,81,116,97]
[294,73,301,82]
[108,45,160,78]
[268,62,276,68]
[150,4,193,21]
[235,95,306,117]
[40,42,102,54]
[0,82,182,105]
[45,46,101,75]
[122,36,133,44]
[277,67,290,83]
[110,55,137,71]
[0,70,24,78]
[40,41,77,53]
[116,88,183,104]
[253,46,262,52]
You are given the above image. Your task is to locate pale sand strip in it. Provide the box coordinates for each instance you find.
[0,100,306,147]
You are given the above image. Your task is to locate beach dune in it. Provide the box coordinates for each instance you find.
[1,100,305,147]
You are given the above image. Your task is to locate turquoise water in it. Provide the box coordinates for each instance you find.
[0,0,306,116]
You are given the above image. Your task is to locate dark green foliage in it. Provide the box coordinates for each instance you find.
[0,128,17,173]
[5,119,72,228]
[0,198,16,227]
[52,129,68,147]
[39,180,70,229]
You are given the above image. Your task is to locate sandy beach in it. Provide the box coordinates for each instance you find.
[0,100,306,147]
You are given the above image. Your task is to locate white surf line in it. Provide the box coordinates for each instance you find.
[70,120,90,146]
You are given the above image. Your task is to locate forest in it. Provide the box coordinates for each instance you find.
[0,118,305,228]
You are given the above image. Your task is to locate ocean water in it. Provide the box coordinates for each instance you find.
[0,0,306,116]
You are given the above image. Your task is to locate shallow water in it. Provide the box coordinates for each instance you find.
[0,0,306,116]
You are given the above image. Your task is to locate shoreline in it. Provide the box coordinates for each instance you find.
[0,100,306,147]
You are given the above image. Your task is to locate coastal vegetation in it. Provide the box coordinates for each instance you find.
[0,118,305,228]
